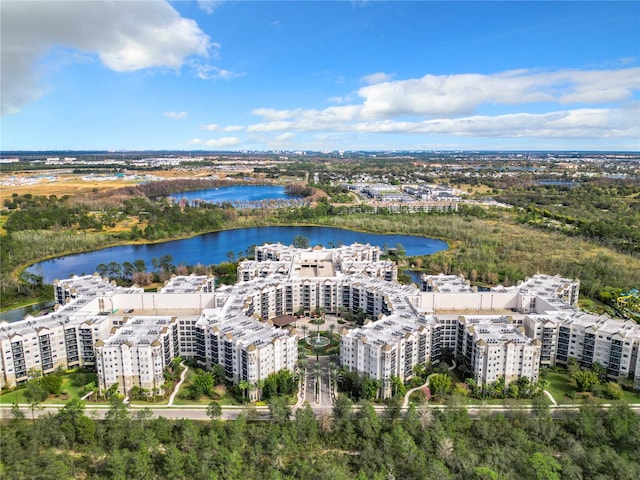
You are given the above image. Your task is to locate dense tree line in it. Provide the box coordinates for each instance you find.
[284,183,315,197]
[1,396,638,479]
[3,194,102,232]
[498,179,640,255]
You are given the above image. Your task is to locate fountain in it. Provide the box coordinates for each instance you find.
[307,332,330,348]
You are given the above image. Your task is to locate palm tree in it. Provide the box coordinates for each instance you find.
[301,325,309,340]
[256,379,266,402]
[328,362,340,398]
[328,323,336,340]
[297,358,308,372]
[238,380,250,403]
[312,363,323,401]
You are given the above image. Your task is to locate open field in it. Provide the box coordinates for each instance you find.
[0,168,229,202]
[0,175,139,201]
[543,369,640,404]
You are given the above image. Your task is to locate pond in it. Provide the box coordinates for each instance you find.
[26,226,448,284]
[0,301,55,323]
[170,185,300,205]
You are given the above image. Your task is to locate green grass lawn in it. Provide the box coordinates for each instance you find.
[543,371,577,404]
[0,370,97,404]
[171,369,241,406]
[542,369,640,404]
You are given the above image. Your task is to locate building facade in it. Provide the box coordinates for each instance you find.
[1,246,639,399]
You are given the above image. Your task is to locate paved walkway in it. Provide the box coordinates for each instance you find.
[402,360,456,408]
[543,390,558,406]
[168,362,189,406]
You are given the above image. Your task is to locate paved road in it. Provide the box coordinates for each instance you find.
[4,401,639,422]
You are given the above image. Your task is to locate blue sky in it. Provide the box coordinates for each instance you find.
[1,0,639,152]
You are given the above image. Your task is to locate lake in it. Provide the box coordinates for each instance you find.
[170,185,299,205]
[27,226,448,284]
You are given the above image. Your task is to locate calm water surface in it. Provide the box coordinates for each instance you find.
[27,226,448,284]
[170,185,297,204]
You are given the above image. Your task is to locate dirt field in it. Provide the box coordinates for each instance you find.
[0,175,138,201]
[0,168,241,201]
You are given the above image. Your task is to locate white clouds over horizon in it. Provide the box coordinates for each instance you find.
[188,137,242,148]
[1,0,214,115]
[2,1,638,151]
[234,67,640,143]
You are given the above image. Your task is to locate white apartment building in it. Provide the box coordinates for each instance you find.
[95,316,178,395]
[1,246,639,399]
[458,317,542,385]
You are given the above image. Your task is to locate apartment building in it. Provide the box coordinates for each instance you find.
[95,316,178,395]
[458,316,541,385]
[1,246,639,399]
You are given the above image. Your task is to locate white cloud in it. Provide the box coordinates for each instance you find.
[188,136,242,147]
[276,133,296,141]
[223,125,245,132]
[205,137,242,147]
[201,123,244,132]
[198,1,226,15]
[356,68,639,118]
[1,0,211,115]
[361,72,395,85]
[244,67,640,141]
[348,107,640,139]
[191,62,243,80]
[164,111,187,120]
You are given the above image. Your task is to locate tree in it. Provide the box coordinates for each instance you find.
[226,251,236,263]
[206,401,222,421]
[192,371,214,399]
[133,259,147,273]
[429,373,452,397]
[603,381,623,400]
[268,396,291,423]
[24,381,48,419]
[238,380,250,403]
[122,261,135,280]
[572,369,599,392]
[108,261,122,279]
[158,254,174,274]
[529,452,561,480]
[312,363,323,400]
[293,235,310,249]
[328,323,336,339]
[390,375,406,398]
[354,401,381,443]
[363,378,381,400]
[413,363,427,381]
[162,445,185,479]
[40,373,63,395]
[96,263,109,277]
[566,357,579,375]
[591,362,607,382]
[295,403,319,443]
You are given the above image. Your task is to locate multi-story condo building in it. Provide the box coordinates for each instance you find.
[95,316,178,395]
[1,245,639,400]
